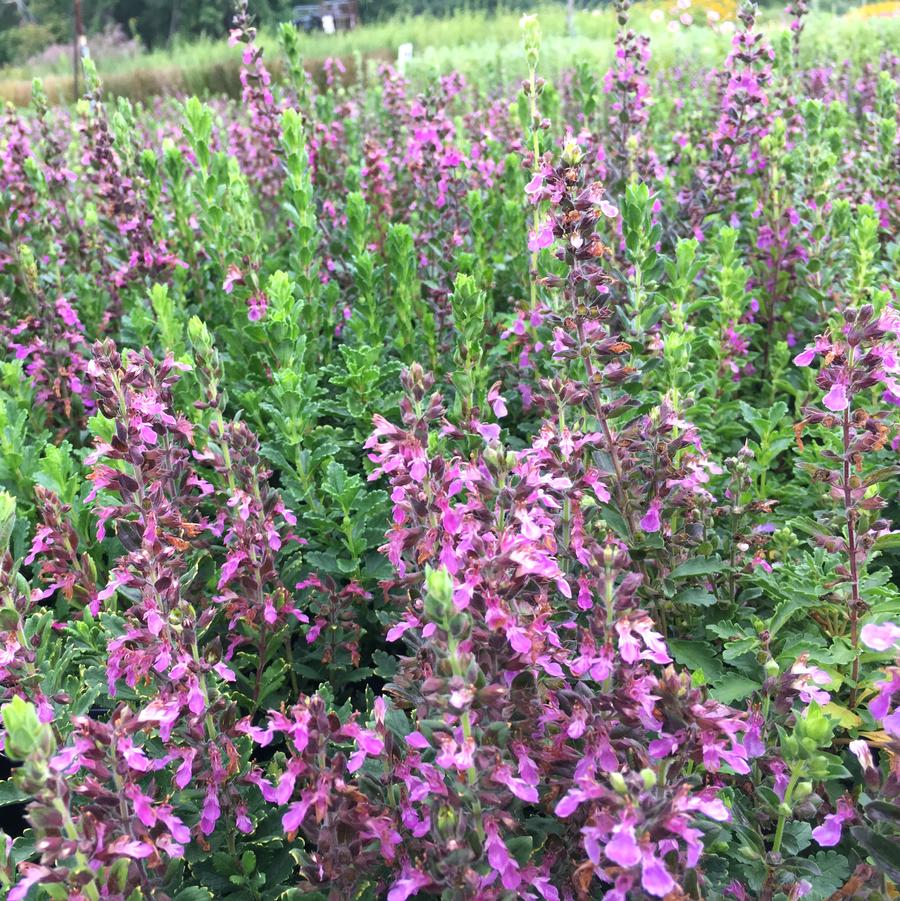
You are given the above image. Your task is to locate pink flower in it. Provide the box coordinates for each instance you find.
[346,727,385,773]
[487,382,508,417]
[405,731,430,750]
[849,739,875,772]
[485,820,521,890]
[605,822,642,867]
[388,868,432,901]
[822,382,849,412]
[811,797,854,847]
[386,614,420,642]
[790,659,831,705]
[282,797,312,833]
[199,788,221,835]
[528,219,555,252]
[641,849,676,896]
[223,265,243,294]
[860,621,900,652]
[640,499,662,533]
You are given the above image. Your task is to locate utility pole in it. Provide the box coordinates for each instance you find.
[72,0,85,101]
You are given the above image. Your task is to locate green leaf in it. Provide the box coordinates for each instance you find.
[709,676,760,704]
[372,650,398,679]
[780,821,812,857]
[670,556,724,579]
[675,588,717,607]
[668,639,724,682]
[505,835,533,866]
[864,800,900,825]
[722,637,759,661]
[796,851,850,901]
[173,890,214,901]
[0,779,28,806]
[598,504,630,541]
[212,851,240,877]
[873,531,900,551]
[12,829,36,865]
[850,826,900,883]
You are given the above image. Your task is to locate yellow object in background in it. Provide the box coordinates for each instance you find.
[846,0,900,17]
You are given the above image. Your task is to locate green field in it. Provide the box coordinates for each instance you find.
[2,3,898,105]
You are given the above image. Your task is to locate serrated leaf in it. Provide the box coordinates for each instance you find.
[675,588,717,606]
[0,779,28,806]
[670,556,724,579]
[780,821,812,856]
[173,890,214,901]
[797,851,850,901]
[668,640,724,682]
[710,675,760,703]
[372,650,398,679]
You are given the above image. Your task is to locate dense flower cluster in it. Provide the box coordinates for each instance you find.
[0,2,899,899]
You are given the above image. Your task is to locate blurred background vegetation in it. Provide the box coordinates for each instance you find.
[0,0,897,104]
[1,0,559,66]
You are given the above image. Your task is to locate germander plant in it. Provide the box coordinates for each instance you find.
[1,1,900,899]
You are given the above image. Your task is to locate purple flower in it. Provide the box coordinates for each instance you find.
[822,381,849,412]
[387,868,432,901]
[528,219,555,252]
[605,821,642,867]
[200,788,222,835]
[641,848,676,896]
[860,621,900,652]
[811,797,854,847]
[639,499,662,533]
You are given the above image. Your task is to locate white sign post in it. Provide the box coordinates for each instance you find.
[397,43,413,75]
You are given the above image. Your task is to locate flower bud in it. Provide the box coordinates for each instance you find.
[483,445,502,468]
[609,771,628,794]
[794,781,813,801]
[808,755,829,779]
[520,14,541,68]
[0,490,15,557]
[436,804,458,838]
[640,768,657,790]
[562,139,584,166]
[2,696,56,761]
[424,565,454,622]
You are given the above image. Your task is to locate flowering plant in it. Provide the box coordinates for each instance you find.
[0,2,899,899]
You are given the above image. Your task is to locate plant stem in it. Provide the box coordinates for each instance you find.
[842,405,862,708]
[771,770,800,855]
[575,318,632,534]
[444,615,485,844]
